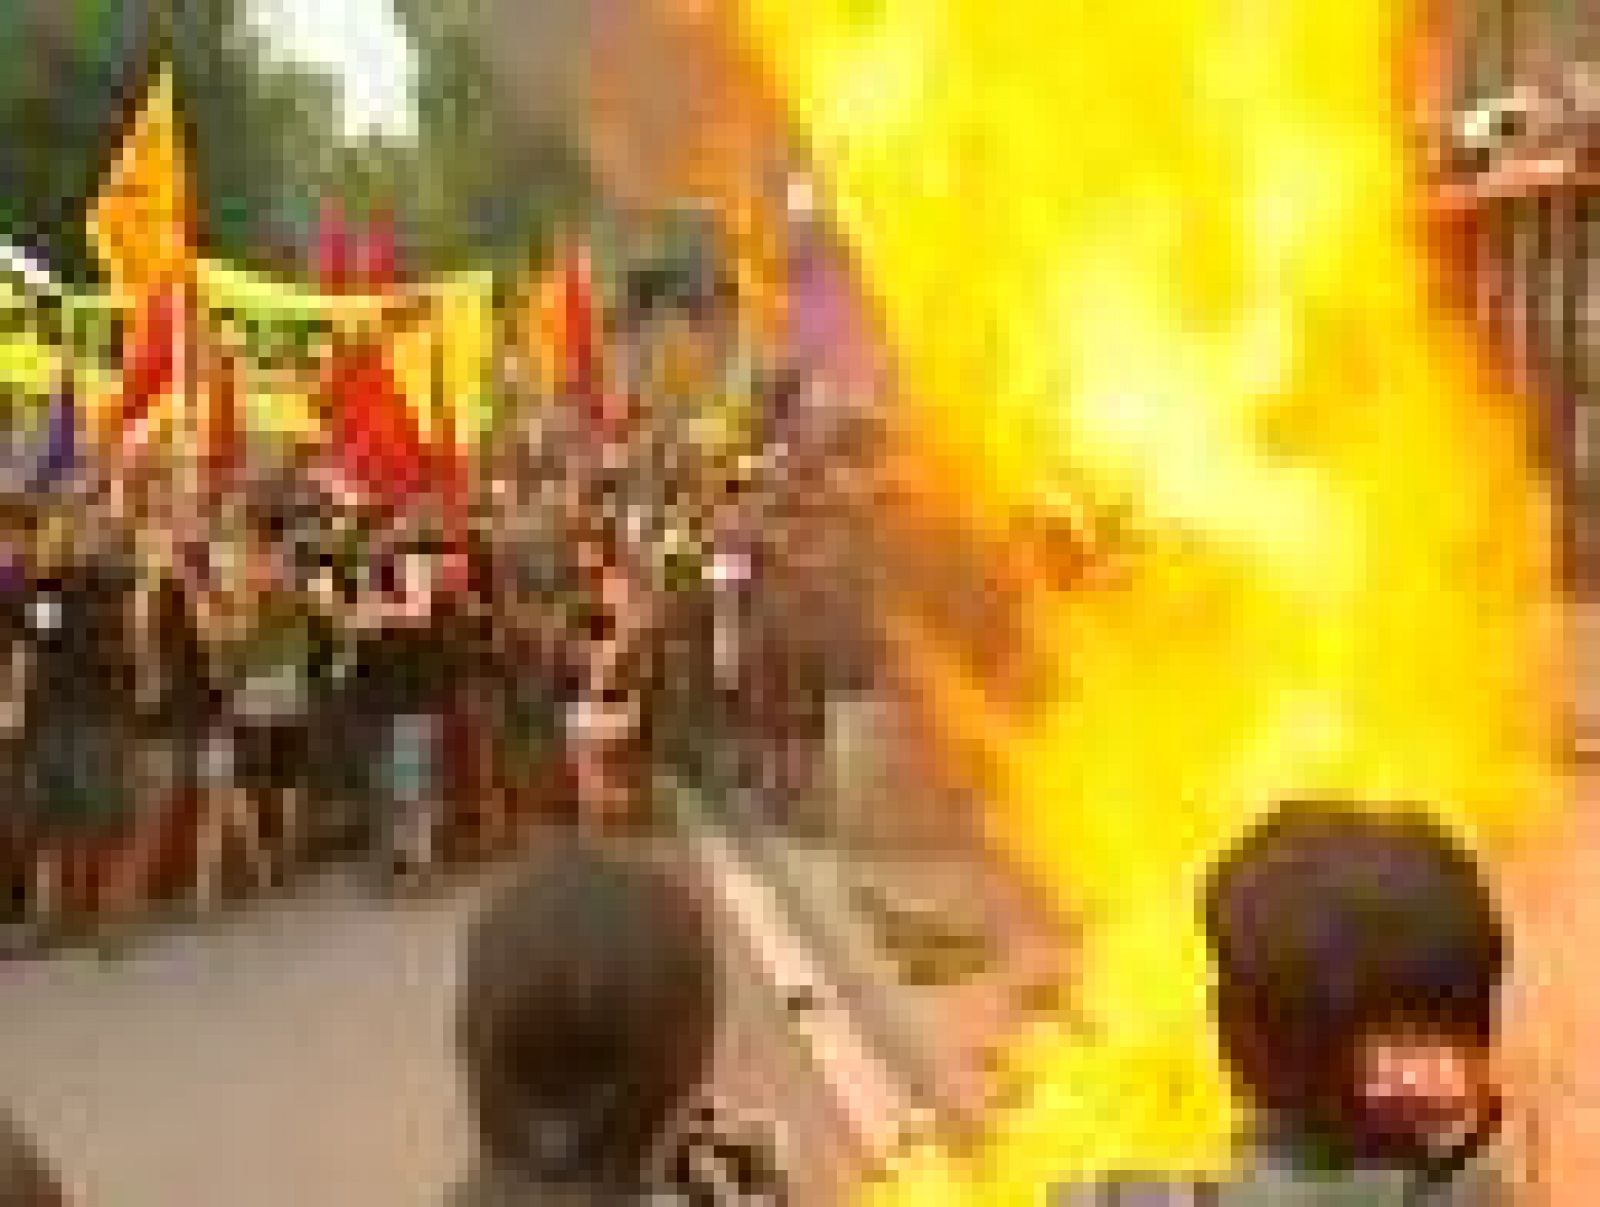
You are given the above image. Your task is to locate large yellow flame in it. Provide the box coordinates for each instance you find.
[720,0,1562,1196]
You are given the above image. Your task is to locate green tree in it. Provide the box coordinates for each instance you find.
[168,0,349,273]
[391,0,595,276]
[0,0,149,283]
[0,0,353,283]
[0,0,591,286]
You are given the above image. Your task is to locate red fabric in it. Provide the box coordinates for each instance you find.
[362,207,399,292]
[316,198,355,295]
[115,286,179,436]
[316,200,432,510]
[324,341,430,509]
[559,249,606,425]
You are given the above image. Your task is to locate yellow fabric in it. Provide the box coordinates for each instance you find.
[0,332,58,395]
[658,322,711,403]
[386,273,493,445]
[517,260,567,394]
[10,244,494,445]
[391,314,435,437]
[86,69,196,296]
[437,275,494,442]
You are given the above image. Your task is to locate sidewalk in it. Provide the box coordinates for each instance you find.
[1496,593,1600,1202]
[670,771,1073,1144]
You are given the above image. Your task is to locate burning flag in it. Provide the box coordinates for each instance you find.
[725,0,1561,1194]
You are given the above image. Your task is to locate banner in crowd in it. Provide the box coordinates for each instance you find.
[0,263,495,449]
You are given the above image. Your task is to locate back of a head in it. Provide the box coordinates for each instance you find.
[1203,801,1508,1137]
[457,840,719,1191]
[0,1115,64,1207]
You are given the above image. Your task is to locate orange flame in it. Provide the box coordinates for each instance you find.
[692,0,1562,1194]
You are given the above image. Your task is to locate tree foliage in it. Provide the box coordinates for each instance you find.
[0,0,594,285]
[391,0,595,276]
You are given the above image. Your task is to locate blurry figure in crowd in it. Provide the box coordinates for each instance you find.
[122,510,211,913]
[305,485,382,847]
[435,510,500,864]
[0,501,36,930]
[18,504,142,933]
[0,1112,66,1207]
[1064,800,1514,1203]
[227,504,318,884]
[349,515,450,889]
[562,518,653,833]
[182,502,274,909]
[478,467,563,841]
[451,839,718,1205]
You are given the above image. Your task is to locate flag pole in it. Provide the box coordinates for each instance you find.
[177,279,198,526]
[64,300,78,496]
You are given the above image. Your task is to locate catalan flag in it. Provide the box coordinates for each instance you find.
[88,69,201,462]
[86,69,197,298]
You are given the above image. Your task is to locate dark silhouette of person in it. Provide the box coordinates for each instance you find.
[1204,801,1508,1178]
[451,839,719,1205]
[1058,800,1512,1204]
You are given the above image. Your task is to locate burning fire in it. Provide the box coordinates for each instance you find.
[713,0,1561,1196]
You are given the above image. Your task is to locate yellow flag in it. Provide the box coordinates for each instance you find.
[394,276,494,444]
[518,260,567,394]
[726,190,788,352]
[87,69,196,295]
[438,275,493,442]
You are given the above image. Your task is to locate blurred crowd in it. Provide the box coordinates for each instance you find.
[0,282,887,945]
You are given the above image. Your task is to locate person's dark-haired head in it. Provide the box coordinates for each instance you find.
[1203,800,1508,1167]
[456,840,719,1193]
[0,1114,64,1207]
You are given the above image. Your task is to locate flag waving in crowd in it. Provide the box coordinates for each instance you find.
[87,69,199,463]
[316,198,432,512]
[522,238,613,433]
[86,70,197,301]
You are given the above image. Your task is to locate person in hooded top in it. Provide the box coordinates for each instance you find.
[450,838,720,1206]
[1056,799,1516,1205]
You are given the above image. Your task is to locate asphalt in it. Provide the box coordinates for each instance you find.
[0,851,862,1207]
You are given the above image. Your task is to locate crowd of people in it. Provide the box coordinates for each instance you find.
[0,280,887,947]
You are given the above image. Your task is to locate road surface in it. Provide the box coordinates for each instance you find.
[0,844,865,1207]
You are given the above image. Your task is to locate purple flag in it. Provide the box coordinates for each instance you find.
[29,369,78,493]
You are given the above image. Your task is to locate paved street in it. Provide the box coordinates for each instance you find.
[0,846,863,1207]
